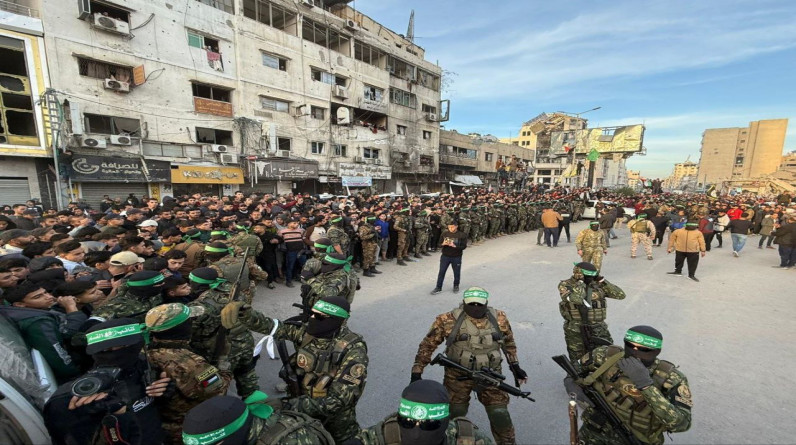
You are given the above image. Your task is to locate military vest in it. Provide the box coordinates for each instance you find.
[253,412,335,445]
[380,415,477,445]
[295,331,364,398]
[586,346,678,443]
[559,283,607,323]
[632,220,650,234]
[444,306,504,371]
[211,257,250,289]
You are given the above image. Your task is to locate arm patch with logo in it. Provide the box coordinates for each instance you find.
[340,362,366,386]
[671,383,693,409]
[196,366,222,388]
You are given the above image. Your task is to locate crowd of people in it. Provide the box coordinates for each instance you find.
[0,185,793,445]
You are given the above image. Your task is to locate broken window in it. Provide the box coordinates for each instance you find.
[417,69,440,91]
[195,127,233,145]
[194,0,234,14]
[310,106,325,120]
[396,125,407,135]
[354,40,385,68]
[84,113,140,136]
[390,88,416,108]
[192,82,231,102]
[423,130,432,140]
[363,148,380,159]
[261,52,287,71]
[277,137,291,151]
[363,85,383,102]
[421,104,437,114]
[260,96,289,112]
[387,56,416,80]
[0,39,37,145]
[77,57,133,82]
[302,18,350,54]
[243,0,297,35]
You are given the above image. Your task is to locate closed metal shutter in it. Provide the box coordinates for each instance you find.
[80,182,148,210]
[0,178,32,206]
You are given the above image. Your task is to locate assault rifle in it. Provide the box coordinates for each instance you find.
[276,339,302,397]
[552,354,643,445]
[212,247,250,365]
[430,354,535,402]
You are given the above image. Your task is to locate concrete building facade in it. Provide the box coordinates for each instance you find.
[663,159,699,191]
[697,119,788,186]
[439,129,532,190]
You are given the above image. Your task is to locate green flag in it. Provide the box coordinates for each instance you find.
[587,148,599,162]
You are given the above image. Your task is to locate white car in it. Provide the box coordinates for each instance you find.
[582,200,636,220]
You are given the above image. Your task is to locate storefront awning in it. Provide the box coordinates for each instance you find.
[171,165,244,184]
[454,175,484,186]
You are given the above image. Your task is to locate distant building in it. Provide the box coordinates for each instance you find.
[627,170,641,189]
[697,119,788,186]
[440,130,532,190]
[663,160,699,190]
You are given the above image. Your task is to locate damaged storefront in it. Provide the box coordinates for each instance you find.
[248,158,319,195]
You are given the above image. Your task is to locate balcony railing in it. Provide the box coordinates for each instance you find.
[0,0,39,17]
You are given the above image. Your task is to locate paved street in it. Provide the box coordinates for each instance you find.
[251,219,795,444]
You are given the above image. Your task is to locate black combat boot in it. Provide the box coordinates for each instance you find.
[414,253,422,259]
[397,259,407,266]
[363,268,375,277]
[370,266,382,274]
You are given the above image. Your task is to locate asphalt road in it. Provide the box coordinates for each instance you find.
[250,220,795,444]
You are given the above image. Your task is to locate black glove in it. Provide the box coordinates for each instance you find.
[618,357,653,389]
[593,275,605,284]
[410,372,422,383]
[508,363,527,383]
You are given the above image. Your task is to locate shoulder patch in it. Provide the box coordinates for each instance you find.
[196,366,221,387]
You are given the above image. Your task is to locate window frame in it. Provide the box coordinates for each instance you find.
[195,127,233,145]
[422,130,432,140]
[333,144,347,157]
[260,96,289,112]
[311,141,324,154]
[396,125,407,136]
[261,51,288,71]
[390,88,416,108]
[363,147,380,159]
[191,82,232,103]
[485,152,493,162]
[310,106,326,121]
[84,113,141,137]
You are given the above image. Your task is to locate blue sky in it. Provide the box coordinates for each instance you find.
[357,0,796,178]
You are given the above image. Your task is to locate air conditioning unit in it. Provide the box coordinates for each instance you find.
[354,156,364,163]
[109,135,132,145]
[333,85,349,99]
[344,19,360,31]
[373,159,383,165]
[364,158,375,164]
[426,113,438,122]
[300,0,314,7]
[208,144,229,153]
[80,135,107,149]
[277,150,291,157]
[293,105,308,117]
[103,79,130,93]
[219,153,238,164]
[92,13,130,35]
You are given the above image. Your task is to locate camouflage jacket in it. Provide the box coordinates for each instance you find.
[575,228,607,251]
[412,307,519,373]
[354,415,494,445]
[245,412,335,444]
[576,346,692,444]
[92,285,162,322]
[393,215,408,233]
[209,255,268,289]
[229,232,264,257]
[146,339,231,423]
[304,268,358,306]
[327,226,350,252]
[172,240,206,275]
[358,223,378,243]
[557,278,626,323]
[413,215,430,231]
[439,213,454,227]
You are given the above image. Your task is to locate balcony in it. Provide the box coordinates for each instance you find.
[439,152,477,168]
[0,0,39,17]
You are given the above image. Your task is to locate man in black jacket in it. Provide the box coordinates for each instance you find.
[431,220,467,295]
[771,214,796,269]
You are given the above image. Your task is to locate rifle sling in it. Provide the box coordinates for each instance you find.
[579,352,623,386]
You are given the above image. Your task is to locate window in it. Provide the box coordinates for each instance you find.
[363,148,379,159]
[310,106,325,120]
[397,125,407,135]
[354,40,385,67]
[333,144,347,156]
[390,88,416,108]
[86,1,130,23]
[187,32,220,52]
[0,38,37,145]
[485,152,493,162]
[243,0,298,35]
[261,52,287,71]
[143,142,202,158]
[76,57,133,82]
[387,56,416,80]
[302,18,350,54]
[277,137,291,151]
[311,141,324,154]
[422,104,437,114]
[364,85,384,102]
[196,127,233,145]
[735,156,744,165]
[423,130,432,140]
[192,83,231,102]
[417,69,440,91]
[84,113,140,136]
[194,0,234,14]
[260,96,289,112]
[310,68,345,86]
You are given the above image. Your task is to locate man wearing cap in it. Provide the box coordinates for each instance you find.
[628,214,656,260]
[346,379,493,445]
[43,318,172,445]
[204,241,267,303]
[667,220,707,281]
[558,262,626,363]
[573,326,692,445]
[393,208,410,265]
[575,221,608,272]
[182,393,334,445]
[145,303,232,444]
[411,287,526,445]
[93,270,165,322]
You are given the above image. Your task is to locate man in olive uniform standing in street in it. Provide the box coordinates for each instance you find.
[576,221,608,272]
[574,325,693,445]
[393,208,410,265]
[628,213,656,260]
[413,209,432,258]
[204,241,268,304]
[229,221,264,256]
[327,215,351,256]
[411,287,528,445]
[358,214,381,277]
[558,262,626,363]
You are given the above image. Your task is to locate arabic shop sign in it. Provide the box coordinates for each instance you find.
[342,176,372,187]
[171,165,244,184]
[254,159,319,180]
[68,155,170,182]
[338,162,392,180]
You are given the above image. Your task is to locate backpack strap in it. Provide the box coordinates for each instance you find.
[445,310,468,348]
[580,347,623,386]
[454,418,476,445]
[382,417,402,445]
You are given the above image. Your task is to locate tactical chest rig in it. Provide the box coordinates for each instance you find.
[295,331,364,397]
[444,306,506,371]
[560,283,607,323]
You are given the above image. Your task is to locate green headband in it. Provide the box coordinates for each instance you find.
[181,391,273,445]
[331,217,343,223]
[324,255,349,265]
[573,262,598,276]
[462,288,489,301]
[184,232,201,240]
[205,245,232,254]
[367,216,376,221]
[398,399,450,421]
[590,221,600,225]
[127,274,165,287]
[235,225,250,233]
[685,223,698,227]
[314,242,331,249]
[189,273,227,289]
[86,323,145,346]
[312,300,350,319]
[210,230,229,237]
[638,214,647,218]
[625,330,663,349]
[149,305,191,332]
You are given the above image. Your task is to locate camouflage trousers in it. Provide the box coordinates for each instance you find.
[507,218,518,234]
[579,412,651,445]
[630,233,653,257]
[415,232,429,254]
[232,354,260,398]
[563,321,613,363]
[581,249,604,272]
[362,241,377,269]
[444,368,515,445]
[397,232,409,259]
[488,220,500,237]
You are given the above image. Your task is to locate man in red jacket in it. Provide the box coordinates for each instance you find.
[727,204,742,220]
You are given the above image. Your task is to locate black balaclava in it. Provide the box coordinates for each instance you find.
[189,267,220,294]
[86,318,146,370]
[463,303,487,319]
[399,380,451,445]
[590,221,600,231]
[92,344,143,369]
[126,270,165,298]
[182,396,253,445]
[320,252,348,274]
[153,319,193,341]
[306,296,349,339]
[624,325,663,367]
[574,261,598,285]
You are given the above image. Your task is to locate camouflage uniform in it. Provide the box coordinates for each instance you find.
[354,414,494,445]
[517,204,527,232]
[303,268,358,308]
[488,207,500,238]
[328,225,350,256]
[301,251,327,283]
[413,213,430,256]
[575,346,693,445]
[241,313,369,443]
[92,284,162,322]
[358,222,379,271]
[188,283,262,398]
[209,255,268,304]
[412,305,521,445]
[393,214,410,260]
[229,230,264,257]
[558,276,626,362]
[575,227,608,271]
[147,339,232,444]
[628,219,656,259]
[440,211,455,229]
[241,413,335,444]
[457,211,471,245]
[506,205,518,234]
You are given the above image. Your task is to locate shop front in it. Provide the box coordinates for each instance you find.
[250,159,319,195]
[169,164,244,198]
[66,154,170,209]
[337,163,392,195]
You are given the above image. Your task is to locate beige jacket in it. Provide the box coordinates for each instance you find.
[668,228,706,253]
